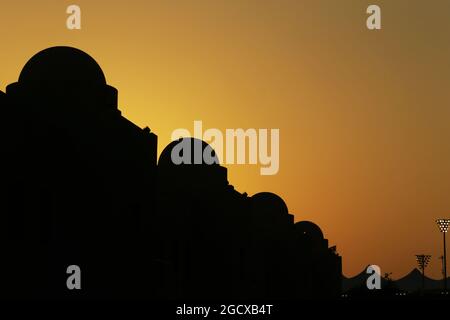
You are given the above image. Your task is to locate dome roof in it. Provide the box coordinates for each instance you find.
[295,221,324,241]
[158,138,219,167]
[251,192,289,216]
[19,46,106,85]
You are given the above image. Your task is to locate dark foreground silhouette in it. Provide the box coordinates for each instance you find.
[0,47,341,300]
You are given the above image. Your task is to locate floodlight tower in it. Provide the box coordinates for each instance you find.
[415,254,431,293]
[436,219,450,292]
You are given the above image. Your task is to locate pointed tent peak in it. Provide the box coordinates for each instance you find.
[410,268,423,276]
[396,268,439,282]
[343,265,383,280]
[395,268,421,282]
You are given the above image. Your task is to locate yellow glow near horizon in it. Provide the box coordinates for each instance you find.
[1,0,450,279]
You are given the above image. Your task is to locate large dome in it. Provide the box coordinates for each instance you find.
[18,46,106,85]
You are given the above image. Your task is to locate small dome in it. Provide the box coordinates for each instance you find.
[158,138,219,167]
[158,138,226,190]
[19,46,106,85]
[251,192,289,216]
[295,221,324,241]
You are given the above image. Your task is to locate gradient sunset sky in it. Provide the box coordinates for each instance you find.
[1,0,450,279]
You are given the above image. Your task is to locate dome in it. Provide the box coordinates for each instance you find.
[158,138,219,167]
[157,138,227,190]
[18,46,106,85]
[295,221,324,241]
[251,192,289,216]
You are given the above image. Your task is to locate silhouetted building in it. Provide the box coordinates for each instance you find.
[294,221,342,298]
[247,192,296,299]
[2,47,157,299]
[155,138,250,299]
[0,46,342,300]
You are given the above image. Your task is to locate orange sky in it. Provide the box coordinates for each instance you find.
[1,0,450,279]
